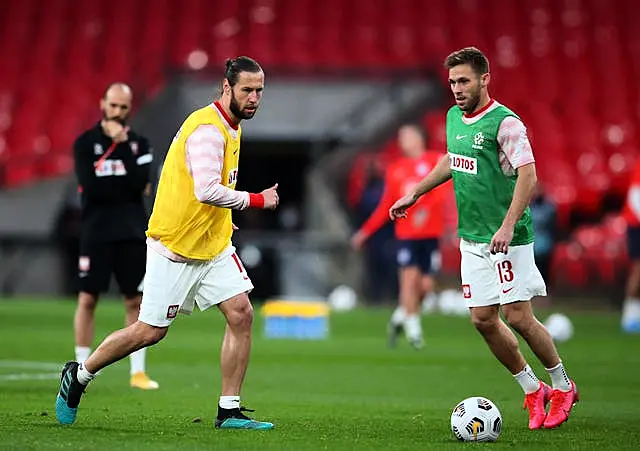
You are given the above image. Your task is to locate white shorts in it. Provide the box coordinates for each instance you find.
[460,239,546,308]
[138,244,254,327]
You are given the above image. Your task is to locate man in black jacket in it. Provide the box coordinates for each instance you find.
[73,83,158,389]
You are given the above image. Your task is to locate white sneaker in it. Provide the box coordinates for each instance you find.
[408,336,424,350]
[622,300,640,333]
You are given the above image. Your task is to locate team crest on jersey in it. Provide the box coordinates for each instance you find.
[227,168,238,185]
[412,208,428,227]
[462,284,472,299]
[130,141,138,155]
[78,256,90,271]
[93,143,103,155]
[472,132,485,150]
[416,162,430,177]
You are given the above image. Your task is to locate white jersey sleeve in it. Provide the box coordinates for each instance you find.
[186,125,250,210]
[497,116,535,176]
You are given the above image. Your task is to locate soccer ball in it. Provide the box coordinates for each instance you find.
[450,396,502,442]
[327,285,357,312]
[544,313,574,342]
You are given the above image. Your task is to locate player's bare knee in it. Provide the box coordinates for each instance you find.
[470,310,499,334]
[133,321,167,346]
[502,303,534,333]
[78,292,98,311]
[219,292,254,329]
[226,298,254,330]
[124,295,142,312]
[232,303,254,330]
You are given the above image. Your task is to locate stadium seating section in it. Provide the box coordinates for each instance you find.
[0,0,637,287]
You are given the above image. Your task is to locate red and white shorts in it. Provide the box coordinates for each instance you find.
[138,244,253,327]
[460,239,546,308]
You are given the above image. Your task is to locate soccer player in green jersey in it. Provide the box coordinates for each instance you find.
[389,47,578,430]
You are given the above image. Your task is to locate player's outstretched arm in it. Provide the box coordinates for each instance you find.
[389,153,452,220]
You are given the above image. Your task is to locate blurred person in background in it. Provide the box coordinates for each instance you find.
[622,160,640,333]
[529,185,556,286]
[56,57,278,430]
[71,83,158,390]
[52,181,82,295]
[390,47,578,430]
[351,124,446,349]
[353,156,397,302]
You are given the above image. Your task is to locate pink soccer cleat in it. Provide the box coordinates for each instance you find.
[523,381,552,430]
[543,380,579,429]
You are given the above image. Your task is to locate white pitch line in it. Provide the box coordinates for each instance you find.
[0,360,62,371]
[0,372,60,381]
[0,360,63,382]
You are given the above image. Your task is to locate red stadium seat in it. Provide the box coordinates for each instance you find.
[608,145,638,197]
[423,111,447,151]
[550,242,589,289]
[276,0,314,69]
[0,0,638,194]
[170,0,207,68]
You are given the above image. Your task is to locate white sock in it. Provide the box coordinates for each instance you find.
[76,363,96,385]
[391,306,406,325]
[513,364,541,394]
[219,395,240,410]
[404,314,422,340]
[75,346,91,364]
[622,297,640,318]
[422,292,438,313]
[130,348,146,375]
[545,361,571,391]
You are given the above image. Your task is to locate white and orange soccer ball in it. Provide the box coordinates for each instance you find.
[450,396,502,442]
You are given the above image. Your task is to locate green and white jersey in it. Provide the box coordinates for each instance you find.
[446,100,535,245]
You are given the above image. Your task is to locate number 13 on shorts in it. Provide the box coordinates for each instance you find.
[496,260,514,285]
[495,258,518,300]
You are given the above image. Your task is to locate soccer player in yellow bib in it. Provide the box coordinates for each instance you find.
[56,57,279,430]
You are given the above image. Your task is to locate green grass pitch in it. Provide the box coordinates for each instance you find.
[1,299,639,450]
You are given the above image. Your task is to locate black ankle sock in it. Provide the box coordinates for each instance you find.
[217,406,237,419]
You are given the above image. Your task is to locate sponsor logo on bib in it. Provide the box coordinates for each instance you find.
[449,153,477,175]
[227,168,238,186]
[94,159,127,177]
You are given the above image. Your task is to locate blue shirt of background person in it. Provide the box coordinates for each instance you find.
[530,191,556,257]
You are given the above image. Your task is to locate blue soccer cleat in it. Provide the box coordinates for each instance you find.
[215,407,274,430]
[387,321,403,348]
[55,361,86,425]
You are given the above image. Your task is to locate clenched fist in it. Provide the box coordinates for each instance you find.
[261,183,279,210]
[103,120,129,143]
